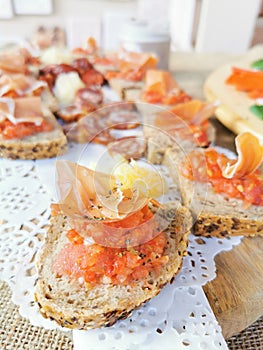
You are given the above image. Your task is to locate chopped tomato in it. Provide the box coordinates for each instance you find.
[0,119,53,140]
[105,68,145,82]
[53,204,169,286]
[118,68,145,82]
[106,205,154,229]
[73,205,160,248]
[66,229,84,244]
[53,228,168,286]
[162,91,192,105]
[182,149,263,207]
[142,89,191,105]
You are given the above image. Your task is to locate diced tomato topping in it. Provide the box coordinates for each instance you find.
[66,229,84,244]
[53,229,168,286]
[78,205,161,248]
[142,89,191,105]
[106,205,154,229]
[0,119,53,140]
[182,149,263,207]
[105,68,145,82]
[53,205,169,286]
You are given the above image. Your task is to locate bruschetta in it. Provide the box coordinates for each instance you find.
[35,160,192,329]
[164,132,263,237]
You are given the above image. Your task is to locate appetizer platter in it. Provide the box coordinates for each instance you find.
[0,40,263,349]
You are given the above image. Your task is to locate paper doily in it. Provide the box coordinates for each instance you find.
[0,148,242,349]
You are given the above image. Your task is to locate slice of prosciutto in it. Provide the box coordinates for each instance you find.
[0,96,43,125]
[218,132,263,179]
[54,160,148,221]
[0,74,47,98]
[155,99,218,128]
[0,52,27,74]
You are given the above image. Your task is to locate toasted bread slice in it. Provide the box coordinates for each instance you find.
[108,78,144,101]
[163,148,263,237]
[0,110,67,160]
[35,201,192,330]
[139,104,215,164]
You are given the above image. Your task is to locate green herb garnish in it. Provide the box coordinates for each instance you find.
[251,59,263,71]
[249,105,263,120]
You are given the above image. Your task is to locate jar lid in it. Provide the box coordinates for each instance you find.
[120,20,170,43]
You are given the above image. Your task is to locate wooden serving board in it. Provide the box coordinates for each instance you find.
[203,119,263,339]
[203,235,263,339]
[172,55,263,339]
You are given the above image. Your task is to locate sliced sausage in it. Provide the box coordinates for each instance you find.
[107,136,146,160]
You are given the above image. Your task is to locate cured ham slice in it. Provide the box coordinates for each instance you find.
[153,99,217,147]
[0,97,43,125]
[144,70,179,95]
[219,132,263,179]
[0,52,27,74]
[142,70,191,105]
[0,74,47,98]
[118,50,158,72]
[54,160,148,222]
[156,100,217,127]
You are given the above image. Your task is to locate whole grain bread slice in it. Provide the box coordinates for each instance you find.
[35,201,192,330]
[163,148,263,237]
[108,78,144,101]
[0,110,67,160]
[139,104,215,165]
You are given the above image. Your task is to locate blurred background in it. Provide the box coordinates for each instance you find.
[0,0,262,53]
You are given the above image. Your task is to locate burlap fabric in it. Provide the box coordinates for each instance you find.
[227,316,263,350]
[1,280,262,349]
[0,281,73,350]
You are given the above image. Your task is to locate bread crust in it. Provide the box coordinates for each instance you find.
[0,113,67,160]
[35,202,192,330]
[108,78,144,101]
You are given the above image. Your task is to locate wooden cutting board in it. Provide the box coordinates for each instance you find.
[202,119,263,339]
[172,56,263,339]
[203,235,263,339]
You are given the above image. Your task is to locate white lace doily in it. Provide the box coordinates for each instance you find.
[0,144,242,350]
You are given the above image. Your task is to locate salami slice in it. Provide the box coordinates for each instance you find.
[58,102,96,123]
[39,64,77,88]
[72,58,93,75]
[81,69,104,86]
[107,110,141,130]
[76,87,103,106]
[67,113,114,144]
[107,136,146,160]
[58,105,84,123]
